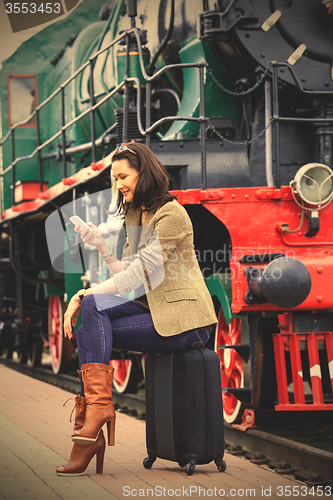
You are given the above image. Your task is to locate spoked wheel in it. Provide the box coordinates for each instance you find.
[48,296,71,374]
[110,357,140,394]
[215,303,267,423]
[214,308,245,424]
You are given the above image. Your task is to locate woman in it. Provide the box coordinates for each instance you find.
[56,142,217,476]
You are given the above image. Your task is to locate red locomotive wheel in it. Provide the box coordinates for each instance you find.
[110,360,133,393]
[110,357,141,394]
[215,309,245,423]
[48,296,71,374]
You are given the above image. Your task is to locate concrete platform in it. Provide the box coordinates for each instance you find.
[0,364,314,500]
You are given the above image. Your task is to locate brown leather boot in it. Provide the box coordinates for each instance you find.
[71,395,86,431]
[56,395,106,476]
[71,364,116,446]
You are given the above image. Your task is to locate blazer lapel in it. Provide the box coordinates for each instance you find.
[143,210,155,227]
[137,208,159,250]
[125,206,142,254]
[125,206,158,254]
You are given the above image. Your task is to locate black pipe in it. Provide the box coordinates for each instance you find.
[146,81,152,149]
[36,109,43,193]
[272,65,281,189]
[199,65,207,191]
[127,0,137,28]
[148,0,175,75]
[61,87,67,179]
[89,59,96,163]
[315,103,333,167]
[11,130,15,206]
[127,0,137,18]
[122,33,130,143]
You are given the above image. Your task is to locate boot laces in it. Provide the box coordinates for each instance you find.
[63,397,81,423]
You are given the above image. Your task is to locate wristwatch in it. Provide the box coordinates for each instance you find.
[100,246,113,261]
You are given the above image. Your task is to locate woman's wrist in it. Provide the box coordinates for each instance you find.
[76,288,93,301]
[96,242,110,254]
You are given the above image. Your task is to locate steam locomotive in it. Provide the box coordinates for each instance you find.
[1,0,333,423]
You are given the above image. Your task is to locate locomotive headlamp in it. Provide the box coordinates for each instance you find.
[284,163,333,237]
[291,163,333,207]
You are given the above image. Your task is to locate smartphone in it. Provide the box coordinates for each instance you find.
[69,215,90,232]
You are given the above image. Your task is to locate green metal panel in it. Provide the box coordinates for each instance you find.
[2,127,39,209]
[36,271,65,299]
[72,22,116,169]
[116,48,150,87]
[162,37,242,140]
[205,273,239,325]
[73,0,125,163]
[0,0,109,210]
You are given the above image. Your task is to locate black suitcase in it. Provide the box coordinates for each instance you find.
[143,348,227,475]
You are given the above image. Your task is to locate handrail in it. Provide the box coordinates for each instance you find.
[2,16,332,210]
[272,61,333,96]
[0,24,210,206]
[0,40,205,148]
[0,30,129,147]
[268,61,333,189]
[2,81,126,175]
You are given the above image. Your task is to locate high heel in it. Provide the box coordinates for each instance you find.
[107,415,116,446]
[56,430,106,476]
[96,442,105,474]
[72,363,116,446]
[56,395,106,476]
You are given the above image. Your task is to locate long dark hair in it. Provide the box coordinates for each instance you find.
[111,142,176,214]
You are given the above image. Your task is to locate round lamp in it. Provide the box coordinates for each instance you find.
[292,163,333,206]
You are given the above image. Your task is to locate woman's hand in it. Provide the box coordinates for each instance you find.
[74,222,106,251]
[63,293,82,339]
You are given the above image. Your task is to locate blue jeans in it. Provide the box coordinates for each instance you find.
[76,294,212,396]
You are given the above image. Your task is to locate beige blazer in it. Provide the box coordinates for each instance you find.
[113,200,217,336]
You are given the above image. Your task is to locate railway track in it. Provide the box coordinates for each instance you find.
[1,356,332,490]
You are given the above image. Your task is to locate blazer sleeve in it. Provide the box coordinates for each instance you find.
[150,203,193,263]
[113,202,192,296]
[120,238,131,269]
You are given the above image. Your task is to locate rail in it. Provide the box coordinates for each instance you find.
[1,356,332,487]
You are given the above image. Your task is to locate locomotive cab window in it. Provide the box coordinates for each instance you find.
[7,75,37,127]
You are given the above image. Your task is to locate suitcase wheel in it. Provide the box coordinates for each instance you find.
[143,457,155,469]
[185,462,196,476]
[178,461,186,468]
[215,459,227,472]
